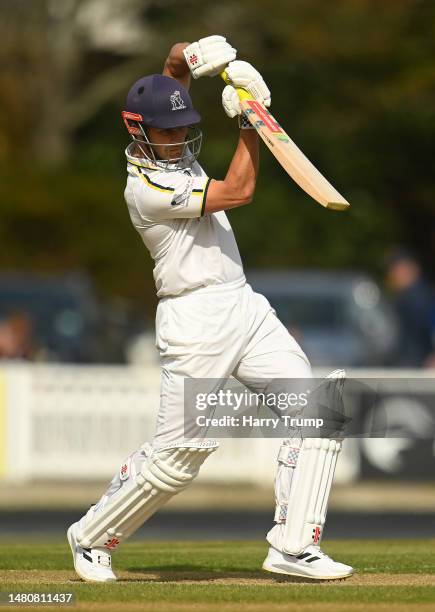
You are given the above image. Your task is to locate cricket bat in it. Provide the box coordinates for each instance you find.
[221,71,350,211]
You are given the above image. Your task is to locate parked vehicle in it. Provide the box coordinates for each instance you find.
[0,273,138,363]
[246,270,399,367]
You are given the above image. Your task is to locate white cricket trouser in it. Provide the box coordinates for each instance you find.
[82,280,311,551]
[153,279,312,446]
[154,279,312,550]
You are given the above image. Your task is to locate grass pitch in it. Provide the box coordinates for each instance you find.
[1,539,435,611]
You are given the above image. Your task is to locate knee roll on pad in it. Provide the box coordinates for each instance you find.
[77,440,218,549]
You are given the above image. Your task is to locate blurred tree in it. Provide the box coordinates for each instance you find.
[0,0,434,309]
[0,0,157,165]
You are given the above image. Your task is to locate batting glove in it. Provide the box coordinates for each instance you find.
[183,35,237,79]
[222,85,254,129]
[222,85,242,118]
[225,60,271,107]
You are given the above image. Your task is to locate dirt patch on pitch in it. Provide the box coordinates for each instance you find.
[121,571,435,586]
[2,569,435,586]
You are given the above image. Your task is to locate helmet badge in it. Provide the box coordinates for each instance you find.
[170,90,187,111]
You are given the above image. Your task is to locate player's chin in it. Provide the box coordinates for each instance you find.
[167,152,183,162]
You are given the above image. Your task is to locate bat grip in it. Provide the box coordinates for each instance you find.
[220,70,252,102]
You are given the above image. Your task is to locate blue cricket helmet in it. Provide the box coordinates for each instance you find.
[123,74,201,129]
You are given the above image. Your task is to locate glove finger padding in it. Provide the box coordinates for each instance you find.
[194,51,236,78]
[225,60,271,107]
[198,34,226,45]
[222,85,241,118]
[184,35,237,79]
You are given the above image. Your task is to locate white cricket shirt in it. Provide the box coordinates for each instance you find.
[124,151,246,297]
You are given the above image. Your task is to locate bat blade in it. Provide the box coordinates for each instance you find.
[241,99,350,211]
[220,71,349,211]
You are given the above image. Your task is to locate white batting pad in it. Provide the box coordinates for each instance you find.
[77,440,218,549]
[283,438,341,555]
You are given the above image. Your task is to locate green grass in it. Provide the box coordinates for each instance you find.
[2,539,435,574]
[1,540,435,609]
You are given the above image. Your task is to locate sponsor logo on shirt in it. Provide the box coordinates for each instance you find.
[171,176,193,207]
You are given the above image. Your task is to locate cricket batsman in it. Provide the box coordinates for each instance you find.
[67,35,353,582]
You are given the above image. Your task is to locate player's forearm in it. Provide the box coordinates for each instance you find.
[224,130,259,202]
[163,43,191,89]
[204,130,259,214]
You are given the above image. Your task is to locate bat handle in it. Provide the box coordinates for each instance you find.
[220,70,252,102]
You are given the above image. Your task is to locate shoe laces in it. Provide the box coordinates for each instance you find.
[308,545,330,560]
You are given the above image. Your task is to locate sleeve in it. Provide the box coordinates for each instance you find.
[131,167,211,222]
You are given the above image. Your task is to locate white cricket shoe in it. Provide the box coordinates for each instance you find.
[67,522,117,583]
[262,544,353,580]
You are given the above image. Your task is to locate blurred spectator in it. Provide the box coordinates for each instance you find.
[385,249,435,367]
[0,312,36,360]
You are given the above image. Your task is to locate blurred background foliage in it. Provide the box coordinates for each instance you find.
[0,0,434,314]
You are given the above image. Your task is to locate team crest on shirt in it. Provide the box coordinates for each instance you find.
[170,90,187,111]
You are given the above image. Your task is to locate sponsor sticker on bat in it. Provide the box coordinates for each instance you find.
[247,100,282,133]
